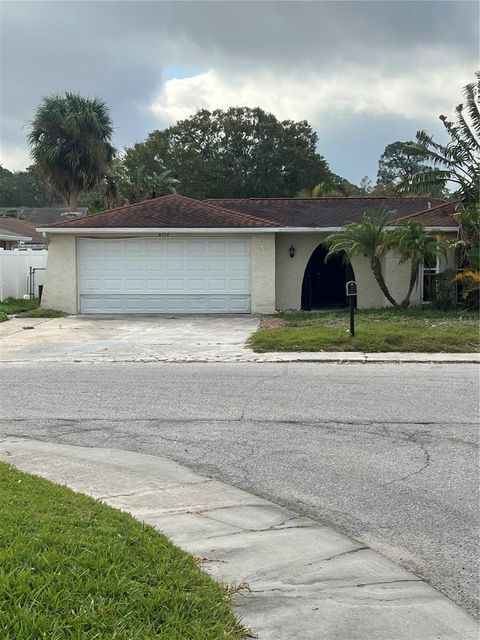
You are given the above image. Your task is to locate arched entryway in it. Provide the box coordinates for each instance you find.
[301,245,355,310]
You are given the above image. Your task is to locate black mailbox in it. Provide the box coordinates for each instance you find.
[346,280,357,297]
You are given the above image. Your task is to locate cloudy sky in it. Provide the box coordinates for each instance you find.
[0,0,477,185]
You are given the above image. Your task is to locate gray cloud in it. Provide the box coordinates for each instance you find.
[0,0,477,182]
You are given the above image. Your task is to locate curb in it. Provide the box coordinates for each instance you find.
[0,351,478,364]
[0,438,477,640]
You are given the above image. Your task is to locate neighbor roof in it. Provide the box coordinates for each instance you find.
[0,217,44,243]
[0,228,32,242]
[206,197,452,227]
[0,207,88,225]
[43,194,278,229]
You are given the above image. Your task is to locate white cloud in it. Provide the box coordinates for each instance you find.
[0,143,31,172]
[150,51,474,128]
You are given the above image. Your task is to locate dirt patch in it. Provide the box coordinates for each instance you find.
[259,316,286,329]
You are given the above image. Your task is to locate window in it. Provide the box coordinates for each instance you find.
[422,255,438,303]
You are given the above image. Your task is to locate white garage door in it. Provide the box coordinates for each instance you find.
[78,237,251,314]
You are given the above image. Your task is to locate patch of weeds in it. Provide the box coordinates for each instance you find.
[15,308,66,318]
[0,297,39,314]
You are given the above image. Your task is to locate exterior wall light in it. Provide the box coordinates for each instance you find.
[289,245,295,258]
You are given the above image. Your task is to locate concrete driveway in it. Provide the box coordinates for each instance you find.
[0,315,259,362]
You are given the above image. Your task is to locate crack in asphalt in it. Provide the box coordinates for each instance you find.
[382,437,432,486]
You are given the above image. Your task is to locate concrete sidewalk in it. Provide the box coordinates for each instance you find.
[0,438,477,639]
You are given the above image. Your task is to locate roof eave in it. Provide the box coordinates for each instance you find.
[0,234,32,241]
[38,225,459,235]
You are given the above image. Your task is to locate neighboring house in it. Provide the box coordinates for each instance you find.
[0,217,45,247]
[0,228,32,250]
[0,207,88,225]
[37,194,459,315]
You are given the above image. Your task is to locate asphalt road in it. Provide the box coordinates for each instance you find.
[1,361,478,618]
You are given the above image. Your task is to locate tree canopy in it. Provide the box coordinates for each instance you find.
[0,165,61,208]
[122,107,334,199]
[377,141,430,185]
[399,72,479,204]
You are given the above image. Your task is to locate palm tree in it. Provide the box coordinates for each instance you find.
[123,166,178,203]
[143,169,179,199]
[399,72,479,204]
[28,92,115,211]
[297,181,341,197]
[391,221,447,307]
[324,208,400,307]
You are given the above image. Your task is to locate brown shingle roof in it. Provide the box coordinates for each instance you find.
[0,217,44,242]
[394,200,460,227]
[206,197,451,227]
[44,194,277,229]
[42,194,459,231]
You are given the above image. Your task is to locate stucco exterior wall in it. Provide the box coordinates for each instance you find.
[384,252,421,306]
[275,233,385,310]
[41,235,78,313]
[251,233,276,313]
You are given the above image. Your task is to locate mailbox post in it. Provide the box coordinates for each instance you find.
[346,281,357,337]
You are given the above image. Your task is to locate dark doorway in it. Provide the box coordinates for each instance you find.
[301,245,355,310]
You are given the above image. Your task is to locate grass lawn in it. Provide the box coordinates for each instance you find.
[0,463,246,640]
[249,308,480,353]
[0,297,64,322]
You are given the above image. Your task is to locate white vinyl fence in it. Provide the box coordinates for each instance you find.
[0,249,48,301]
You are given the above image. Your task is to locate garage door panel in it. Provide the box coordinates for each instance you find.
[78,237,251,314]
[187,279,207,291]
[166,241,185,254]
[230,279,249,292]
[125,259,144,271]
[187,258,205,271]
[104,259,123,271]
[103,278,124,292]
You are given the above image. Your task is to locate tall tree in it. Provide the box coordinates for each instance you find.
[28,92,115,211]
[377,141,436,188]
[324,208,399,307]
[123,107,333,199]
[400,72,480,204]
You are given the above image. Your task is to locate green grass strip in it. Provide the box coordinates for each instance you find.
[249,308,479,353]
[0,463,246,640]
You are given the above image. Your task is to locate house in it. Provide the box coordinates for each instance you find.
[0,207,88,225]
[37,194,459,315]
[0,217,45,247]
[0,228,32,250]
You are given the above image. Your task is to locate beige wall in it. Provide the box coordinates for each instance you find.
[41,235,78,313]
[251,233,276,313]
[275,233,386,310]
[384,252,421,307]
